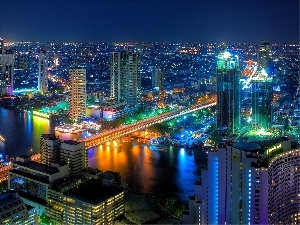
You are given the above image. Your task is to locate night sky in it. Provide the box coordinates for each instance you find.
[1,0,299,43]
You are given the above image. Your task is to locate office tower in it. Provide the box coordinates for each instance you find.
[110,49,141,106]
[8,155,69,216]
[69,67,86,121]
[0,190,36,225]
[216,51,240,133]
[60,140,87,176]
[0,49,14,95]
[63,177,125,225]
[38,49,48,93]
[258,40,271,71]
[268,149,300,224]
[40,134,61,166]
[15,51,32,70]
[182,137,293,225]
[251,69,273,128]
[150,66,164,90]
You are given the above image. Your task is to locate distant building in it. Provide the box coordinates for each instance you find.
[63,177,125,225]
[258,40,271,71]
[38,49,48,93]
[69,67,86,121]
[216,51,240,133]
[0,38,3,54]
[0,190,36,225]
[60,140,87,176]
[40,134,61,166]
[150,66,164,90]
[251,70,273,128]
[0,49,14,95]
[110,49,141,106]
[182,137,297,225]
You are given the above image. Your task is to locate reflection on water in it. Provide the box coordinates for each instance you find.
[0,108,207,201]
[88,141,207,201]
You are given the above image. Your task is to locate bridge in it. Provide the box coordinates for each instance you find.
[81,100,216,149]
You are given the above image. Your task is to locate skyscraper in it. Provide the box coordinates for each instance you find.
[0,49,14,95]
[258,40,271,71]
[150,66,164,90]
[69,67,86,121]
[0,38,3,54]
[216,51,240,134]
[38,49,48,93]
[40,134,61,166]
[110,49,141,106]
[182,138,294,225]
[251,69,273,128]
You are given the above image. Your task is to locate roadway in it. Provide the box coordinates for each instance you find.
[81,100,217,149]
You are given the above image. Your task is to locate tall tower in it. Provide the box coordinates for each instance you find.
[40,134,61,166]
[110,49,141,106]
[258,41,271,71]
[0,38,3,54]
[251,69,273,128]
[151,66,164,90]
[38,49,48,93]
[69,67,86,121]
[216,51,240,134]
[0,49,14,95]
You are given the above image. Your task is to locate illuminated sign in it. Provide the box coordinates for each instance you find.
[267,143,282,155]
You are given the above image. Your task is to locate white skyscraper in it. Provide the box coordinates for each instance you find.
[38,49,48,93]
[0,49,14,95]
[110,49,141,106]
[182,138,293,225]
[69,67,86,121]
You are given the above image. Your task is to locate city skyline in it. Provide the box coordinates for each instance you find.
[1,0,299,43]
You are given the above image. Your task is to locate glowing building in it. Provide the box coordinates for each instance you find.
[251,69,273,128]
[182,138,297,225]
[150,66,164,90]
[216,51,240,133]
[0,49,14,95]
[258,40,271,71]
[110,49,141,106]
[38,49,48,93]
[40,134,61,166]
[69,67,86,121]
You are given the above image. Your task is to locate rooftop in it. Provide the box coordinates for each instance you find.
[13,160,59,175]
[64,177,124,205]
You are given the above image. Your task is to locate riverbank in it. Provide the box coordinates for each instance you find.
[114,192,181,224]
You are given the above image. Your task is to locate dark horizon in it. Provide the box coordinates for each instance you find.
[1,0,299,44]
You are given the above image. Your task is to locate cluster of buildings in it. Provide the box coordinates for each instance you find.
[0,134,125,224]
[182,41,299,224]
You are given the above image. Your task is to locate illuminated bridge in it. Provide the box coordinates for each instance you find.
[81,101,217,149]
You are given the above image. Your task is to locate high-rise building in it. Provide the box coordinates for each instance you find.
[182,137,295,225]
[150,66,164,90]
[69,67,86,121]
[40,134,61,166]
[0,38,3,54]
[110,49,141,106]
[0,49,14,95]
[38,49,48,93]
[258,40,271,71]
[251,69,273,128]
[216,51,240,133]
[60,140,87,176]
[0,190,36,225]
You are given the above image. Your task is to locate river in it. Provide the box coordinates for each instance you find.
[0,108,207,201]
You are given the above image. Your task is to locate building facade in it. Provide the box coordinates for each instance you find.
[40,134,61,166]
[69,67,86,121]
[0,49,14,95]
[251,70,273,129]
[216,51,240,134]
[110,49,141,106]
[0,190,36,225]
[258,40,271,71]
[38,49,48,93]
[151,66,164,90]
[182,138,294,225]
